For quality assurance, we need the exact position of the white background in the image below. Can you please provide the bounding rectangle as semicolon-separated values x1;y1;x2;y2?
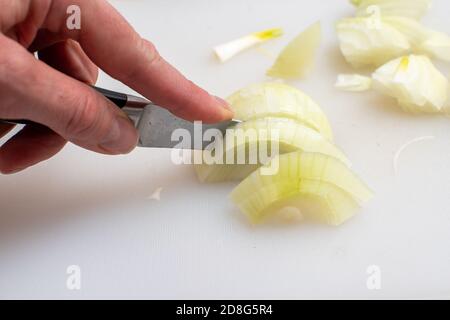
1;0;450;299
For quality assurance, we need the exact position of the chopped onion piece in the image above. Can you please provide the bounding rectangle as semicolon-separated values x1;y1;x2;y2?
350;0;432;20
393;136;435;174
372;55;449;113
336;17;410;68
148;187;163;201
194;117;350;182
227;82;334;140
214;28;283;63
384;16;450;62
230;152;373;224
335;74;372;92
266;22;321;79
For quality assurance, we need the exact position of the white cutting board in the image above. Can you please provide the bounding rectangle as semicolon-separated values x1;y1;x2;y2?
1;0;450;299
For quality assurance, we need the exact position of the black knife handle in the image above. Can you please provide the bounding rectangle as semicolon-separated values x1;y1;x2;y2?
0;86;127;126
92;86;128;108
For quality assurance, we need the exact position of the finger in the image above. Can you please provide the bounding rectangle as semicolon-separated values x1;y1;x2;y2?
0;125;66;174
0;123;15;139
28;29;64;52
0;34;138;155
44;0;233;123
38;39;99;84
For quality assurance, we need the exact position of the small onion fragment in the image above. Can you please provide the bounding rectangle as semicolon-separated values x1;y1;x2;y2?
266;22;321;79
393;136;435;174
214;28;283;63
335;74;373;92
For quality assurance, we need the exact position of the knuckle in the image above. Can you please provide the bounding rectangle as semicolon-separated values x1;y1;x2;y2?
121;38;161;82
64;93;104;140
0;47;31;82
143;39;160;64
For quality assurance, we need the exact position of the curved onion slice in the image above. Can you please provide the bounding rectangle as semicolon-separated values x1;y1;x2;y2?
350;0;431;20
372;55;449;113
336;17;410;68
227;82;333;140
194;117;350;182
335;74;373;92
230;152;373;224
266;22;321;79
214;28;283;63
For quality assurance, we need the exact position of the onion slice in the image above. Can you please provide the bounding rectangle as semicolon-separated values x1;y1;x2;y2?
214;28;283;63
227;82;334;140
230;152;373;224
393;136;435;174
266;22;321;79
335;74;372;92
195;117;350;182
384;16;450;63
372;55;449;113
336;16;410;68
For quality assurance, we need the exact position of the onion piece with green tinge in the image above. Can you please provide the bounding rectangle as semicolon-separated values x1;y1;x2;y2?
214;28;283;63
230;152;373;225
372;55;449;113
266;22;321;79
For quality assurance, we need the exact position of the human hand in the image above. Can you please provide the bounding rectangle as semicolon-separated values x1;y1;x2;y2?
0;0;232;174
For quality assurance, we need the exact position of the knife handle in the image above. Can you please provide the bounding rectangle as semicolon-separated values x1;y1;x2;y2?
0;86;129;126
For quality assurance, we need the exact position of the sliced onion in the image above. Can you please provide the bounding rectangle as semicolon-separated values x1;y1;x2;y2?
227;82;334;140
336;16;410;68
230;152;373;224
384;16;450;62
266;22;321;79
214;28;283;63
372;55;449;113
195;117;350;182
335;74;373;92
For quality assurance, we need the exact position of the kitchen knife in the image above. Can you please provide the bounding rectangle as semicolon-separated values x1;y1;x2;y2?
0;87;240;150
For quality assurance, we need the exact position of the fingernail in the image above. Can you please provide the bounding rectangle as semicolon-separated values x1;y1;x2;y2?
214;96;235;119
99;115;138;154
214;96;232;110
1;167;26;175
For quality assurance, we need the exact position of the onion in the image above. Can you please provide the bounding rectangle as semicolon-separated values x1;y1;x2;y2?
227;82;333;140
230;152;373;225
213;28;283;63
351;0;432;20
194;117;350;183
372;55;448;113
266;22;321;79
335;74;373;92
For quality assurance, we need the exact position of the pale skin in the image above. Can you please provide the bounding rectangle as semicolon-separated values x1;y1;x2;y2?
0;0;233;174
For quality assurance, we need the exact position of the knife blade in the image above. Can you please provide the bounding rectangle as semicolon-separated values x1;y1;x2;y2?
126;104;240;150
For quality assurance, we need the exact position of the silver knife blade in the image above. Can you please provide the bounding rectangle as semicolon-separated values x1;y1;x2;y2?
123;104;240;150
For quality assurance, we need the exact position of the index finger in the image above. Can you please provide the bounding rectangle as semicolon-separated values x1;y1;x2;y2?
44;0;232;123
